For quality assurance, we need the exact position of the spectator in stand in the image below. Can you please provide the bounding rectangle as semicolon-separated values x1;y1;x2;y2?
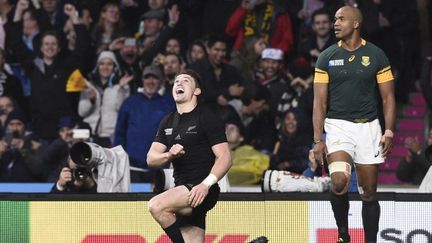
38;116;75;182
36;116;92;182
185;39;207;66
78;51;132;147
229;82;276;153
109;37;142;93
165;37;182;56
226;120;270;185
138;5;180;66
114;65;174;182
6;3;90;143
226;0;294;55
396;130;432;185
229;36;267;85
0;95;18;136
0;110;44;182
50;156;97;193
78;5;93;30
12;1;49;54
0;0;15;25
147;0;168;11
189;35;244;107
271;108;312;174
39;0;66;32
0;48;26;113
62;15;92;73
119;0;146;35
298;8;335;66
257;48;302;127
91;2;129;54
160;53;185;95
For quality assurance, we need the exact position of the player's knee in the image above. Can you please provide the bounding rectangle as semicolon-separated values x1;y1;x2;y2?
331;175;349;194
329;161;351;194
358;185;377;201
148;197;163;216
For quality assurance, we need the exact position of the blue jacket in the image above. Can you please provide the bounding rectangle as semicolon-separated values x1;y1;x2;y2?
114;93;174;168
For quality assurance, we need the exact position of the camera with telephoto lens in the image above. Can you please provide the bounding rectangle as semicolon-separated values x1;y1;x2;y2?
69;142;102;183
72;166;92;182
68;141;132;192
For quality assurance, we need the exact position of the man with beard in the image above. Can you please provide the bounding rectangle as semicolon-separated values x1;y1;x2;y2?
299;8;335;66
257;48;302;127
189;35;244;107
0;110;44;182
114;65;174;182
160;53;184;94
109;37;141;93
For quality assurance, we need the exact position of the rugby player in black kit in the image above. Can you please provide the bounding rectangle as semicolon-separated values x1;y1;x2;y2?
147;69;232;243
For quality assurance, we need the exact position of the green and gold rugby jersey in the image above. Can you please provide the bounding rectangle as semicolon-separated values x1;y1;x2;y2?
314;39;393;122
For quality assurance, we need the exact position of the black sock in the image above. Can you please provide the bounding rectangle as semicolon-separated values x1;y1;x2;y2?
362;200;380;242
163;220;185;243
330;192;350;239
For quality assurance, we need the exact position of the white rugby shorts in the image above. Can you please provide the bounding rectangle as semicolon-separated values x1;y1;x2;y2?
324;118;384;164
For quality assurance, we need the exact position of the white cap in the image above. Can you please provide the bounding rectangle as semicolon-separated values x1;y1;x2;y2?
261;48;283;61
96;51;120;69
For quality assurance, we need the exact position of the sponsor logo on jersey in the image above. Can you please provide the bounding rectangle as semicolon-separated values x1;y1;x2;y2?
164;128;173;135
361;56;370;66
348;55;355;62
329;59;344;66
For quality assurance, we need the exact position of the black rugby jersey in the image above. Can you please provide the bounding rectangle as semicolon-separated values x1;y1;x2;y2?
154;105;227;185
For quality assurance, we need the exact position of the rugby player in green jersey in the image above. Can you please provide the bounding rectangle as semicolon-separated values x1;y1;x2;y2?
312;6;396;243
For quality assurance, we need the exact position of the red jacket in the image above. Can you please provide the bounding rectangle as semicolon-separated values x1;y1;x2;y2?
226;6;294;54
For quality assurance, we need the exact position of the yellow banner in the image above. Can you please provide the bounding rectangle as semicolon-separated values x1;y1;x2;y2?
29;201;309;243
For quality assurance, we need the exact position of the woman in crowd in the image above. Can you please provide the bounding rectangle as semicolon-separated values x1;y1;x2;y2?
78;51;132;147
272;108;313;174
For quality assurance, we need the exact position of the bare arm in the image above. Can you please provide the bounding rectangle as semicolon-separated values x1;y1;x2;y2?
378;81;396;132
207;142;232;181
147;142;185;168
312;82;328;164
189;142;232;208
378;80;396;156
146;142;170;167
313;83;328;142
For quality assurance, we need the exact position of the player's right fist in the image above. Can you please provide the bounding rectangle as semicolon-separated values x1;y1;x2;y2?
168;144;185;159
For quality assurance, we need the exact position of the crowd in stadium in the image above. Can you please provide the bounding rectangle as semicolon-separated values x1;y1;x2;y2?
0;0;429;187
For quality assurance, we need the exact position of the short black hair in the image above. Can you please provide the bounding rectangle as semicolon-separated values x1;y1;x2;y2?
206;35;227;49
311;8;331;23
164;53;183;65
241;83;270;105
40;30;61;47
175;69;202;88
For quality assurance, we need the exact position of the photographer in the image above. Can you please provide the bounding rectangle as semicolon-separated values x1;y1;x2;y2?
50;157;96;193
0;110;44;182
396;129;432;185
49;119;97;192
39;116;92;182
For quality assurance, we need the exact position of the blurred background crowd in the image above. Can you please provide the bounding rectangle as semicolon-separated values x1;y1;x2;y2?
0;0;430;189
